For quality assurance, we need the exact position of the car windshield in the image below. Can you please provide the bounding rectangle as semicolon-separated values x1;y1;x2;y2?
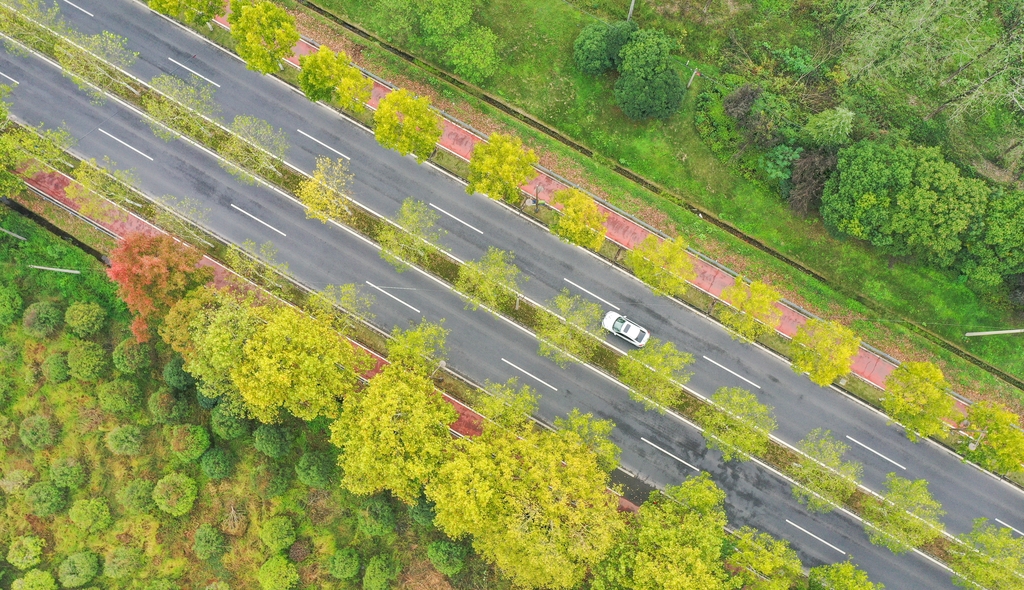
613;317;626;331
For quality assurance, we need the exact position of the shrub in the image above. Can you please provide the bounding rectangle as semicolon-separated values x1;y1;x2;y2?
97;380;142;417
0;283;23;326
193;523;226;560
11;569;57;590
573;22;612;75
115;478;155;513
112;338;150;374
200;446;234;480
167;424;210;462
7;535;45;569
19;415;56;450
363;555;395;590
103;546;143;579
22;301;62;339
606;20;637;68
409;496;436;528
66;341;108;382
68;498;112;533
357;496;396;537
50;456;86;489
428;540;468;577
152;472;198;516
41;353;70;384
210;404;248;440
446;25;498;84
326;547;360;580
260;516;296;552
162;354;195;392
257;555;299;590
253;424;292;459
252;458;291;500
0;373;14;406
196;389;219;410
105;425;144;456
64;302;105;338
25;481;67;516
58;550;100;587
295;450;335;489
147;389;188;424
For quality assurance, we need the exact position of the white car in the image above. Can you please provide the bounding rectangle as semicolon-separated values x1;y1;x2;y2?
602;311;650;347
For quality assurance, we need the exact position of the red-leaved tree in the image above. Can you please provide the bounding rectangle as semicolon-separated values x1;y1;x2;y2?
107;233;212;342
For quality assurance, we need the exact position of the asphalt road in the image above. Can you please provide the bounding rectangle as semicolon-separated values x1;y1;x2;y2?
5;0;1022;584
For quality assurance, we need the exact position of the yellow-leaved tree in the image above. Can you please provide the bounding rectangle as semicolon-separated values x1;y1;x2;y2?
552;188;607;251
373;89;442;162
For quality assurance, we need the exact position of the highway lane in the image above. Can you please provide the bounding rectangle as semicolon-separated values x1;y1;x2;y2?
0;41;959;588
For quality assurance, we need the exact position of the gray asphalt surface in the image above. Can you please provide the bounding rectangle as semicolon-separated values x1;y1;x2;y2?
5;1;1022;585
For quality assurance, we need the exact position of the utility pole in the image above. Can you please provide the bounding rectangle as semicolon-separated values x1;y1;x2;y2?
965;328;1024;337
627;0;637;21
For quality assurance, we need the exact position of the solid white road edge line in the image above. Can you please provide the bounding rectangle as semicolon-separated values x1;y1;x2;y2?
168;57;220;88
500;358;558;391
229;203;286;237
297;128;350;160
640;437;699;472
429;202;484;235
702;355;761;390
846;435;907;470
98;128;154;161
564;277;620;310
364;280;421;314
785;519;847;555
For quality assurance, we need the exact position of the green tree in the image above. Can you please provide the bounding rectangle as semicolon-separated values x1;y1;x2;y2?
295;156;352;223
574;22;613;75
97;380;142;417
551;188;607;251
356;496;396;537
64;301;105;337
720;276;782;343
218;114;289;184
960;189;1024;287
466;133;538;206
257;555;298;590
295;450;336;488
554;409;621;473
428;541;468;577
25;482;66;517
606;20;638;68
253;424;293;458
148;0;222;27
22;301;62;339
418;0;475;48
378;198;446;271
103;546;143;579
332;365;456;503
327;548;360;580
50;457;86;490
167;424;211;462
947;518;1024;590
374;89;442;163
19;415;55;450
456;247;525;312
387;319;448;376
961;401;1024;474
808;560;883;590
536;288;604;367
11;570;56;590
200;447;234;479
7;536;44;570
791;318;861;386
152;472;199;517
0;284;24;326
803;107;854;147
619;337;693;412
862;474;945;554
447;26;499;84
193;523;226;560
260;516;296;552
791;428;862;512
116;479;155;513
614;30;683;120
427;399;621;589
57;551;99;587
730;527;803;590
113;337;150;374
105;425;144;456
883;361;955;442
230;1;299;74
698;387;776;462
625;235;695;298
68;498;112;533
362;554;396;590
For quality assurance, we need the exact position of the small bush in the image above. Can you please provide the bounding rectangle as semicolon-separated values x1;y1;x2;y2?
11;569;57;590
58;550;99;587
363;555;395;590
163;355;195;392
41;353;70;384
295;450;335;489
66;341;108;382
326;547;360;580
357;496;396;537
25;481;67;516
147;389;188;424
64;302;105;337
68;498;112;533
252;458;291;500
105;425;144;456
115;478;155;513
260;516;296;552
427;540;468;576
22;301;63;339
50;456;86;489
152;472;198;516
97;380;142;417
19;415;56;450
193;523;226;560
210;404;248;440
113;338;150;374
200;446;234;480
167;424;210;462
0;284;23;326
253;425;292;459
257;554;299;590
7;535;45;570
103;546;143;579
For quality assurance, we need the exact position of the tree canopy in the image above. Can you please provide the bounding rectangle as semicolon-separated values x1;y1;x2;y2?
466;133;538;206
962;401;1024;474
883;361;955;442
719;276;782;343
387;319;448;376
536;289;604;367
862;474;945;554
619;337;693;412
947;518;1024;590
551;188;607;251
613;30;684;120
729;527;803;590
296;156;352;223
625;236;695;298
374;89;442;163
698;387;776;462
791;428;862;513
456;247;524;312
791;319;860;386
148;0;221;27
230;1;299;75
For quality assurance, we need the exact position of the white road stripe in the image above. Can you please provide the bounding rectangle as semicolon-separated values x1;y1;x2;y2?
501;358;558;391
563;277;619;310
365;280;420;314
429;202;484;235
168;57;220;88
0;71;19;85
61;0;93;17
845;435;907;470
702;355;761;390
229;203;286;237
995;518;1024;536
641;437;699;471
297;128;350;160
98;129;153;161
786;519;847;555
